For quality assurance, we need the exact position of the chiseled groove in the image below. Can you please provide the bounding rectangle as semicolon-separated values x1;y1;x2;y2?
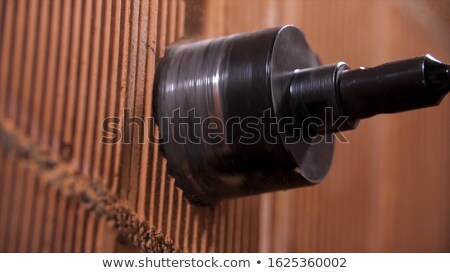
292;192;300;251
23;0;45;136
227;200;236;252
183;199;195;251
18;166;36;252
74;203;88;252
35;0;54;146
190;210;198;252
0;0;266;253
206;0;262;253
42;186;58;252
40;0;62;150
0;1;14;121
110;0;131;195
14;0;31;128
91;213;100;252
101;0;121;189
132;0;151;214
53;186;68;252
182;203;192;251
162;0;178;247
176;0;185;38
88;0;109;181
1;153;17;251
108;0;126;195
138;0;159;222
209;202;220;252
233;199;243;252
63;196;78;252
0;0;6;46
148;0;167;232
0;146;5;243
114;0;132;199
9;161;26;252
218;203;225;252
17;0;39;134
167;0;177;45
200;209;212;252
94;217;106;252
246;196;260;252
25;173;38;252
127;0;149;213
165;178;176;246
0;151;20;251
9;0;26;125
72;0;94;173
84;210;98;253
83;210;94;253
30;178;47;252
251;196;261;252
109;0;127;196
156;0;180;247
198;211;206;252
61;0;83;164
247;198;254;252
29;0;50;142
152;0;168;233
295;191;305;251
93;0;113;186
162;0;178;242
37;182;51;252
241;198;250;252
174;189;184;249
156;159;168;232
50;0;71;154
313;188;321;251
105;0;124;194
209;208;216;252
81;0;105;177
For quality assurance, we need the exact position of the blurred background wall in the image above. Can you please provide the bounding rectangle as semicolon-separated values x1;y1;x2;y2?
0;0;449;252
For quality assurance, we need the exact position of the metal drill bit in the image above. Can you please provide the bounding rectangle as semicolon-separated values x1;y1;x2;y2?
290;54;450;133
155;25;450;203
339;54;450;119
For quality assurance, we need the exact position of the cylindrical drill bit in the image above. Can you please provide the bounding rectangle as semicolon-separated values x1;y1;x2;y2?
155;25;450;204
290;54;450;133
339;54;450;119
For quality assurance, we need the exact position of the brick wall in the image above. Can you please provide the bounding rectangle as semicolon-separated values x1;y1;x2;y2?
0;0;449;252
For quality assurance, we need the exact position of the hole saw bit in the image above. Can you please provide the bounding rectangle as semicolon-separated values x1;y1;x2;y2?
154;25;450;205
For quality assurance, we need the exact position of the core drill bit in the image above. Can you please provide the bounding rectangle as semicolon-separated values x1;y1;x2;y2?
155;25;450;204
